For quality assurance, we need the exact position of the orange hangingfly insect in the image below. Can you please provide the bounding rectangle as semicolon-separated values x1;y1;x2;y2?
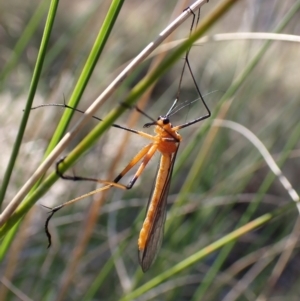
40;8;211;272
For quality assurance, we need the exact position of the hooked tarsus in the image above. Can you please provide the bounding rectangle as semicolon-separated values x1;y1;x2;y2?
42;204;63;248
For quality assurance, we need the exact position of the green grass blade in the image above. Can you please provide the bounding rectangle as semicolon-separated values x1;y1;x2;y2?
0;0;60;207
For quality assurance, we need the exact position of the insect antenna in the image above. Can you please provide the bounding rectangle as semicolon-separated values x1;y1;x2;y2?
165;99;178;117
31;102;141;135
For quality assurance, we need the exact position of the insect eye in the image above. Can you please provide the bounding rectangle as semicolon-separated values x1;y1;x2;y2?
163;118;169;125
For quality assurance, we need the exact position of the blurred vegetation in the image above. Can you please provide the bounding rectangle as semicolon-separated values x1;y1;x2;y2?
0;0;300;300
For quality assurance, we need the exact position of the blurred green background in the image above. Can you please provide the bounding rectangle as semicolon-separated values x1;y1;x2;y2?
0;0;300;300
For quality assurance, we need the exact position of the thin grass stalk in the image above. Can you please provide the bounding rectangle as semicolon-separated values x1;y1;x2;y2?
0;0;59;207
0;0;60;262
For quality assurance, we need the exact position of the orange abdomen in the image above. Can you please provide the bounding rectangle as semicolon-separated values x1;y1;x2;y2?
138;154;171;250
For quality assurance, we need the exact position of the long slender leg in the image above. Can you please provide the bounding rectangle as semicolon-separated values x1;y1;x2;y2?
174;7;197;106
56;143;154;188
128;8;209;131
56;138;177;190
46;144;159;247
57;144;159;192
44;184;112;247
172;8;211;130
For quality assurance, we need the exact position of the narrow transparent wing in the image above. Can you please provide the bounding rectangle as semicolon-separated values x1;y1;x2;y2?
139;147;179;272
